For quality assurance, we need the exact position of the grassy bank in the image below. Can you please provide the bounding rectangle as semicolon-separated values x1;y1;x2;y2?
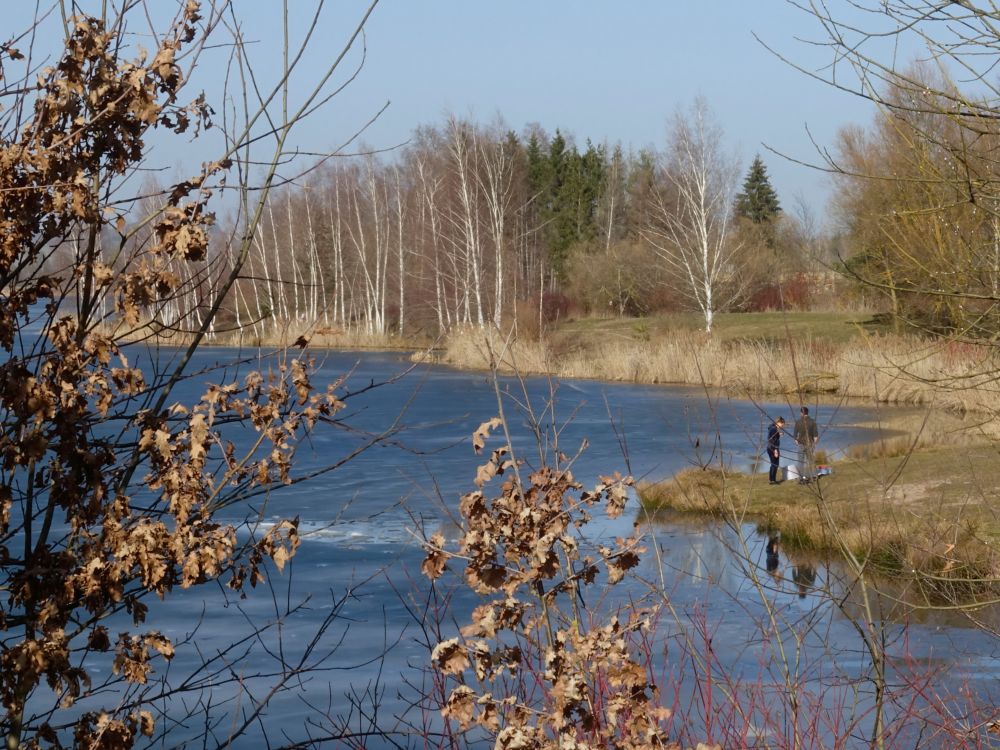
431;313;1000;412
637;440;1000;593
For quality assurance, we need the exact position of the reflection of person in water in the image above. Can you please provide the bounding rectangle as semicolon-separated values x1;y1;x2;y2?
792;563;817;599
765;535;781;584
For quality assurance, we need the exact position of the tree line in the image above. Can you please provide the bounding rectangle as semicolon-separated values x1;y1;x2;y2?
103;101;812;339
78;39;1000;344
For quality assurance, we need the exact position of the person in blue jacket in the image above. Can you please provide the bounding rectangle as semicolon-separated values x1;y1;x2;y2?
767;416;785;484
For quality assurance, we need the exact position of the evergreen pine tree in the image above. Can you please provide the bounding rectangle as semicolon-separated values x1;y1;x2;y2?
577;140;605;240
525;131;550;198
735;155;781;223
625;148;656;237
546;130;576;279
525;129;607;280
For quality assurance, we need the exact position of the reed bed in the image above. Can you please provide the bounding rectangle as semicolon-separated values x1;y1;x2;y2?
121;314;1000;412
436;327;1000;413
420;325;553;373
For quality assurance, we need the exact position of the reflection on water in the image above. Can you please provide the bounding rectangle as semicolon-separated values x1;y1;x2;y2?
792;561;818;600
765;534;781;585
639;506;1000;745
644;507;1000;631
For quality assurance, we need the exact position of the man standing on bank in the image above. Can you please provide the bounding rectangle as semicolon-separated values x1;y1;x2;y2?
767;416;785;485
794;406;819;483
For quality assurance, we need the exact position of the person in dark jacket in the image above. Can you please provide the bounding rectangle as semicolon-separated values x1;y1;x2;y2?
766;416;785;484
794;406;819;483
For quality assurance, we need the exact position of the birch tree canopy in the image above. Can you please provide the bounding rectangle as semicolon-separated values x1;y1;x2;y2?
642;98;746;333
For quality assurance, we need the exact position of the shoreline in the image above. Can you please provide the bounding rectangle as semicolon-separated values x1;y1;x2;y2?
118;316;1000;414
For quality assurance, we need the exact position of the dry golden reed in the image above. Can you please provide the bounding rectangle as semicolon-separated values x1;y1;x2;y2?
435;327;1000;413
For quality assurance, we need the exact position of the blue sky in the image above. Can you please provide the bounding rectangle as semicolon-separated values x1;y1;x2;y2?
9;1;916;216
230;0;887;216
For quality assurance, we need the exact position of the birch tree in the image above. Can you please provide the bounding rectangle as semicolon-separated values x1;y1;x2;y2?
478;122;516;328
642;99;745;333
446;116;486;327
415;149;449;330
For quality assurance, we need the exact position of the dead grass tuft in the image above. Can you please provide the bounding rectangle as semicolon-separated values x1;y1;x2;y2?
637;467;730;515
429;326;552;372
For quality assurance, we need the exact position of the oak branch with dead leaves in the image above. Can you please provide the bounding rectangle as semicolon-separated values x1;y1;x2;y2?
0;2;379;748
422;417;720;749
